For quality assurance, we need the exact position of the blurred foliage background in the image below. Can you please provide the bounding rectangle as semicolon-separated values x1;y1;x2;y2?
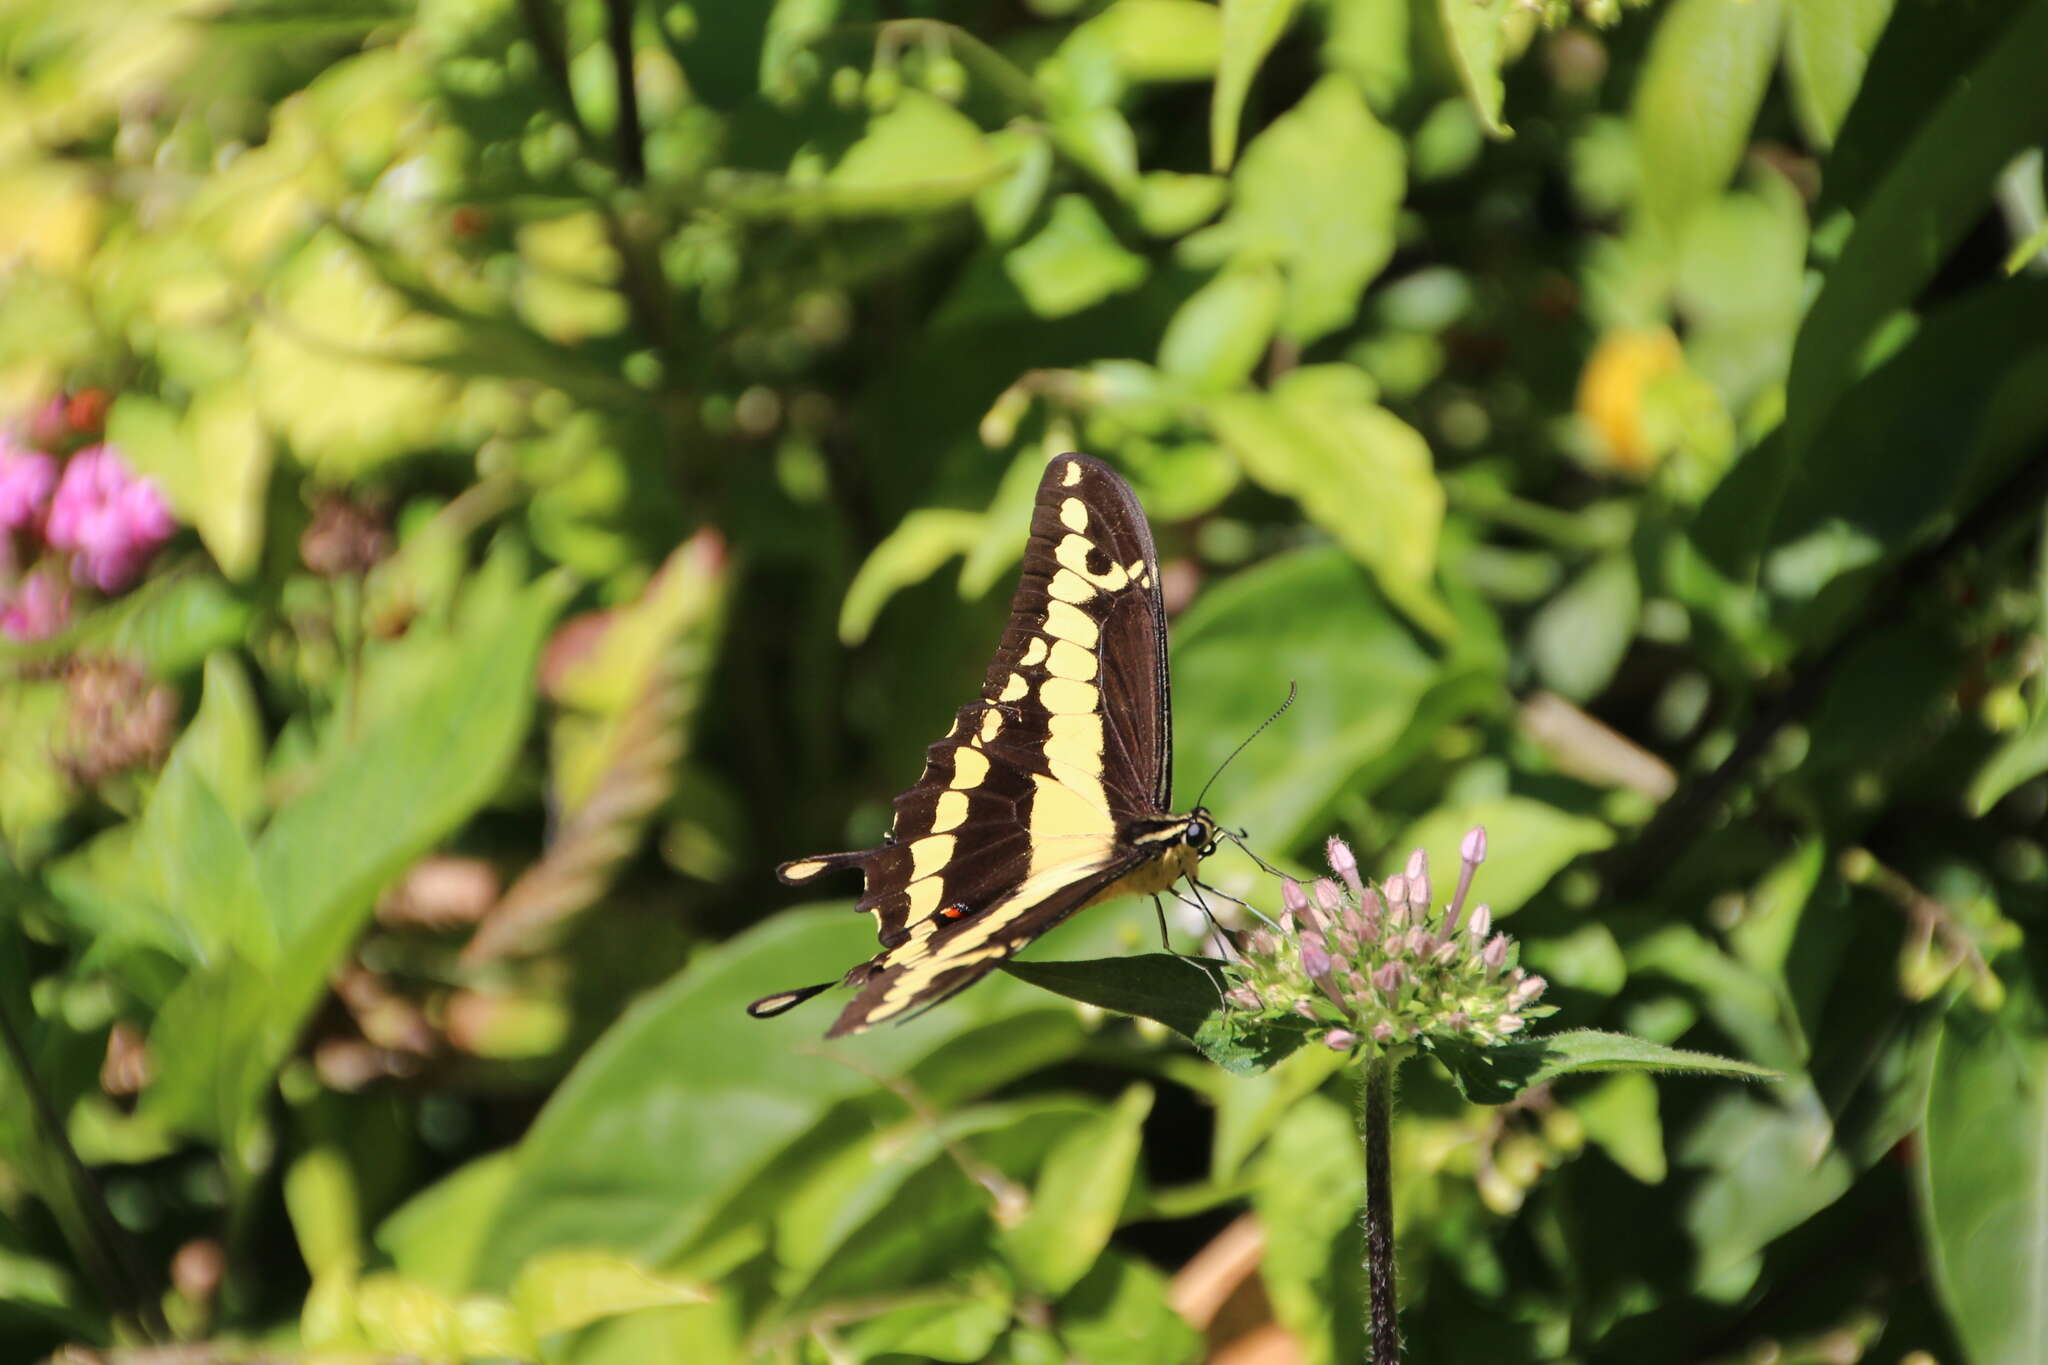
1;0;2046;1361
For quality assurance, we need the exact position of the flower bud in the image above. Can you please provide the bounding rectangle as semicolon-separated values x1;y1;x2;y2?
1372;962;1409;995
1432;938;1460;965
1482;934;1510;972
1226;987;1263;1011
1323;1029;1358;1051
1467;904;1492;939
1509;974;1547;1008
1382;875;1409;925
1496;1013;1525;1035
1460;826;1487;866
1327;836;1365;897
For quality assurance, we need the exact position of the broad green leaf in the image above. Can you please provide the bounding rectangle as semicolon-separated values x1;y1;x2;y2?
1432;0;1514;138
1002;955;1225;1042
1051;106;1141;194
1750;279;2048;606
1918;980;2048;1365
0;680;75;869
1003;195;1148;318
1170;546;1443;851
1255;1093;1365;1364
1072;0;1224;83
844;1292;1013;1362
1782;0;2048;471
839;509;983;644
1632;0;1784;241
1677;1082;1851;1298
1210;0;1304;171
1324;0;1410;114
509;1251;712;1336
1001;1085;1154;1294
1058;1251;1203;1365
376;1153;520;1295
1428;1028;1778;1105
1188;75;1404;342
1156;264;1282;391
471;905;1119;1288
1575;1072;1666;1183
353;1272;461;1357
145;569;564;1148
177;653;264;829
1382;796;1613;917
1525;550;1640;702
1206;380;1452;637
824;92;1001;213
135;728;273;969
784;1101;1092;1308
1784;0;1897;147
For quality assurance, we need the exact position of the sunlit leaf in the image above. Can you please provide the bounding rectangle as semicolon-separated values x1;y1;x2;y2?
1210;0;1303;171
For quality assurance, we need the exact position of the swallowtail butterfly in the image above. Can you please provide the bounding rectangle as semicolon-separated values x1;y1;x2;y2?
749;453;1217;1036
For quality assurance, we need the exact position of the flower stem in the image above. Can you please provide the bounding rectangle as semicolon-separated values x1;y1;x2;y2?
1359;1053;1399;1363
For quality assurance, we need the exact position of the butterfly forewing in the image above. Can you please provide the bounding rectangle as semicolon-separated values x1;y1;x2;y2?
762;453;1197;1036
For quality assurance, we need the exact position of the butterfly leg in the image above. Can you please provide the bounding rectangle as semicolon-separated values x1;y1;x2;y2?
1159;888;1231;1006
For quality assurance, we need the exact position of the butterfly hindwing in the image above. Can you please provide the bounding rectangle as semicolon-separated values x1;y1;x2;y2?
760;453;1201;1035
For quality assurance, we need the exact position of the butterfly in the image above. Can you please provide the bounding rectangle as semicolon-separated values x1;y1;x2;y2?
748;453;1219;1036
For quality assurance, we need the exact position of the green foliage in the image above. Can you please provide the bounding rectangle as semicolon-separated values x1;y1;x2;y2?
0;0;2044;1361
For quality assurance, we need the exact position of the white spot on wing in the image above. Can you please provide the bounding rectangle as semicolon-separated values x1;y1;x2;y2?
1061;497;1089;532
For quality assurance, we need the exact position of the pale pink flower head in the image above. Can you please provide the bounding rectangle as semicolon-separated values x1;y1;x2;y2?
0;571;71;640
0;434;57;531
45;444;176;592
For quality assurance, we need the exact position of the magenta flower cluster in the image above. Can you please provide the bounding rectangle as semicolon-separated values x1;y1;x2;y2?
1;421;176;641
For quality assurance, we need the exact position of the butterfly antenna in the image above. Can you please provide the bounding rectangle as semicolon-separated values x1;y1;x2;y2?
1193;682;1297;811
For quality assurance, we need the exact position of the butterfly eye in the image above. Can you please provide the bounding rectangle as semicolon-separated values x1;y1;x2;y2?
1185;820;1210;847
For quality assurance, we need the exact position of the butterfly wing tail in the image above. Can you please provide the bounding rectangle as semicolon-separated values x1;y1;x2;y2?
776;849;878;886
745;981;836;1019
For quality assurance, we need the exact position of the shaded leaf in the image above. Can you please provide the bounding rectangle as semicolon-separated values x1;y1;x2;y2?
1210;0;1304;171
1432;0;1514;139
1428;1028;1779;1105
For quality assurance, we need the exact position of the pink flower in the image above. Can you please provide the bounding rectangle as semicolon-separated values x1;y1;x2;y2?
0;571;71;640
0;435;56;531
45;444;176;592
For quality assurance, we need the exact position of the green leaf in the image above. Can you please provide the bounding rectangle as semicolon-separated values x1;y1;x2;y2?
470;905;1114;1288
1382;796;1613;917
145;569;564;1147
1170;546;1444;850
178;653;265;828
1632;0;1785;241
134;726;274;969
1432;0;1514;139
1003;195;1149;318
1073;0;1224;83
1002;955;1321;1075
1782;0;2048;472
1058;1251;1203;1365
1206;379;1452;638
1253;1093;1365;1364
509;1251;712;1336
285;1146;363;1281
1210;0;1304;171
1002;1084;1154;1295
824;91;1001;214
1002;954;1225;1041
839;509;984;644
1427;1028;1779;1105
1156;263;1282;391
1918;981;2048;1365
844;1292;1013;1362
1134;171;1228;237
1189;75;1404;342
1784;0;1897;147
1525;551;1640;702
1575;1072;1667;1183
376;1153;520;1295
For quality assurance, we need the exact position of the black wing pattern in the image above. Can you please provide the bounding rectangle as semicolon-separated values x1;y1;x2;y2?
753;453;1186;1036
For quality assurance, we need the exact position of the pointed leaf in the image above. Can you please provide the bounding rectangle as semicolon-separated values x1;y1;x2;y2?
1427;1028;1779;1105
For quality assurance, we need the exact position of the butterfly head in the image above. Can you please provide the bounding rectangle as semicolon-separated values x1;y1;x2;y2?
1183;809;1220;858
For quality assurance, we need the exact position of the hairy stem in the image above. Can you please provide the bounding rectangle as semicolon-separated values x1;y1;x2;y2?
1359;1055;1399;1363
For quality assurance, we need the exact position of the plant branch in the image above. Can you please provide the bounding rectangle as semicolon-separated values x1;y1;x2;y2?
1359;1054;1399;1364
1612;447;2048;897
603;0;646;183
